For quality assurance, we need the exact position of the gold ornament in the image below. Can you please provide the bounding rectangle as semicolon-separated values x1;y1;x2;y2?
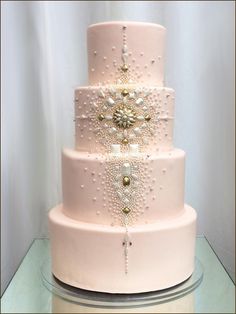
98;114;105;121
123;176;130;186
145;115;151;121
113;106;136;129
122;207;131;214
121;89;129;97
122;138;129;145
121;64;128;72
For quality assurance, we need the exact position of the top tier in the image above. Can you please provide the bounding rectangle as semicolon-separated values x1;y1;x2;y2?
87;21;166;86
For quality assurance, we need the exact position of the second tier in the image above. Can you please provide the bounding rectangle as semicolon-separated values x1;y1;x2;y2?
74;85;175;153
62;148;185;225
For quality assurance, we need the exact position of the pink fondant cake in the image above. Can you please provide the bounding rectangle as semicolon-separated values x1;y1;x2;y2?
48;21;197;293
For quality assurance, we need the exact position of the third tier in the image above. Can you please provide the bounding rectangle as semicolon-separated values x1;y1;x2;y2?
74;85;175;153
62;148;185;225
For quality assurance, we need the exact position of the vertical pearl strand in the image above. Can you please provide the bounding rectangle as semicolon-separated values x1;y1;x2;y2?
123;215;132;274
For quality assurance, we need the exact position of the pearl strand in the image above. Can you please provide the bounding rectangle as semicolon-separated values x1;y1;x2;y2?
123;216;132;274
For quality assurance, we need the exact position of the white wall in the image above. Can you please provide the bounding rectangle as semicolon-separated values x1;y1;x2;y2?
1;1;235;294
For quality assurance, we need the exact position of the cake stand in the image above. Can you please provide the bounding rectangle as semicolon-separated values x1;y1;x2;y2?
41;258;203;309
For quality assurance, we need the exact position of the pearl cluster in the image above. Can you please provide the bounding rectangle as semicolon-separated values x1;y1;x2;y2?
74;87;174;153
103;154;154;225
89;25;163;85
90;87;173;152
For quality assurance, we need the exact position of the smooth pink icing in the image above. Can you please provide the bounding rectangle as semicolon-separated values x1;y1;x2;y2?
49;205;196;293
62;149;185;224
74;86;174;153
87;22;165;86
48;21;197;293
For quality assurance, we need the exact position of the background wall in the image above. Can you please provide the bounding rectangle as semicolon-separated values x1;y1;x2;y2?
1;1;235;294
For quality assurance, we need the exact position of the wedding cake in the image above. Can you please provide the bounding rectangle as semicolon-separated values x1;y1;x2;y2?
49;21;197;293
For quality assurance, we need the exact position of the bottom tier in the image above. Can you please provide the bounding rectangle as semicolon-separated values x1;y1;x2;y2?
48;205;197;293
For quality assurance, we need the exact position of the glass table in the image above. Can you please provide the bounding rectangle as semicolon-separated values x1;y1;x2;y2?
1;236;235;313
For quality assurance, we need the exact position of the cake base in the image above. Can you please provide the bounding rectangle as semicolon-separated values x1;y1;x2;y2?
48;205;196;293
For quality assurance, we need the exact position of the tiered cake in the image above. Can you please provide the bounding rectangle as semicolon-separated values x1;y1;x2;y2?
49;21;197;293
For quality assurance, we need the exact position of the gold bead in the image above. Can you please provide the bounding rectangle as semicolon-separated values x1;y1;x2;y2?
145;115;151;121
122;138;129;145
123;176;130;186
121;89;129;97
122;207;131;214
121;64;128;72
98;114;105;121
